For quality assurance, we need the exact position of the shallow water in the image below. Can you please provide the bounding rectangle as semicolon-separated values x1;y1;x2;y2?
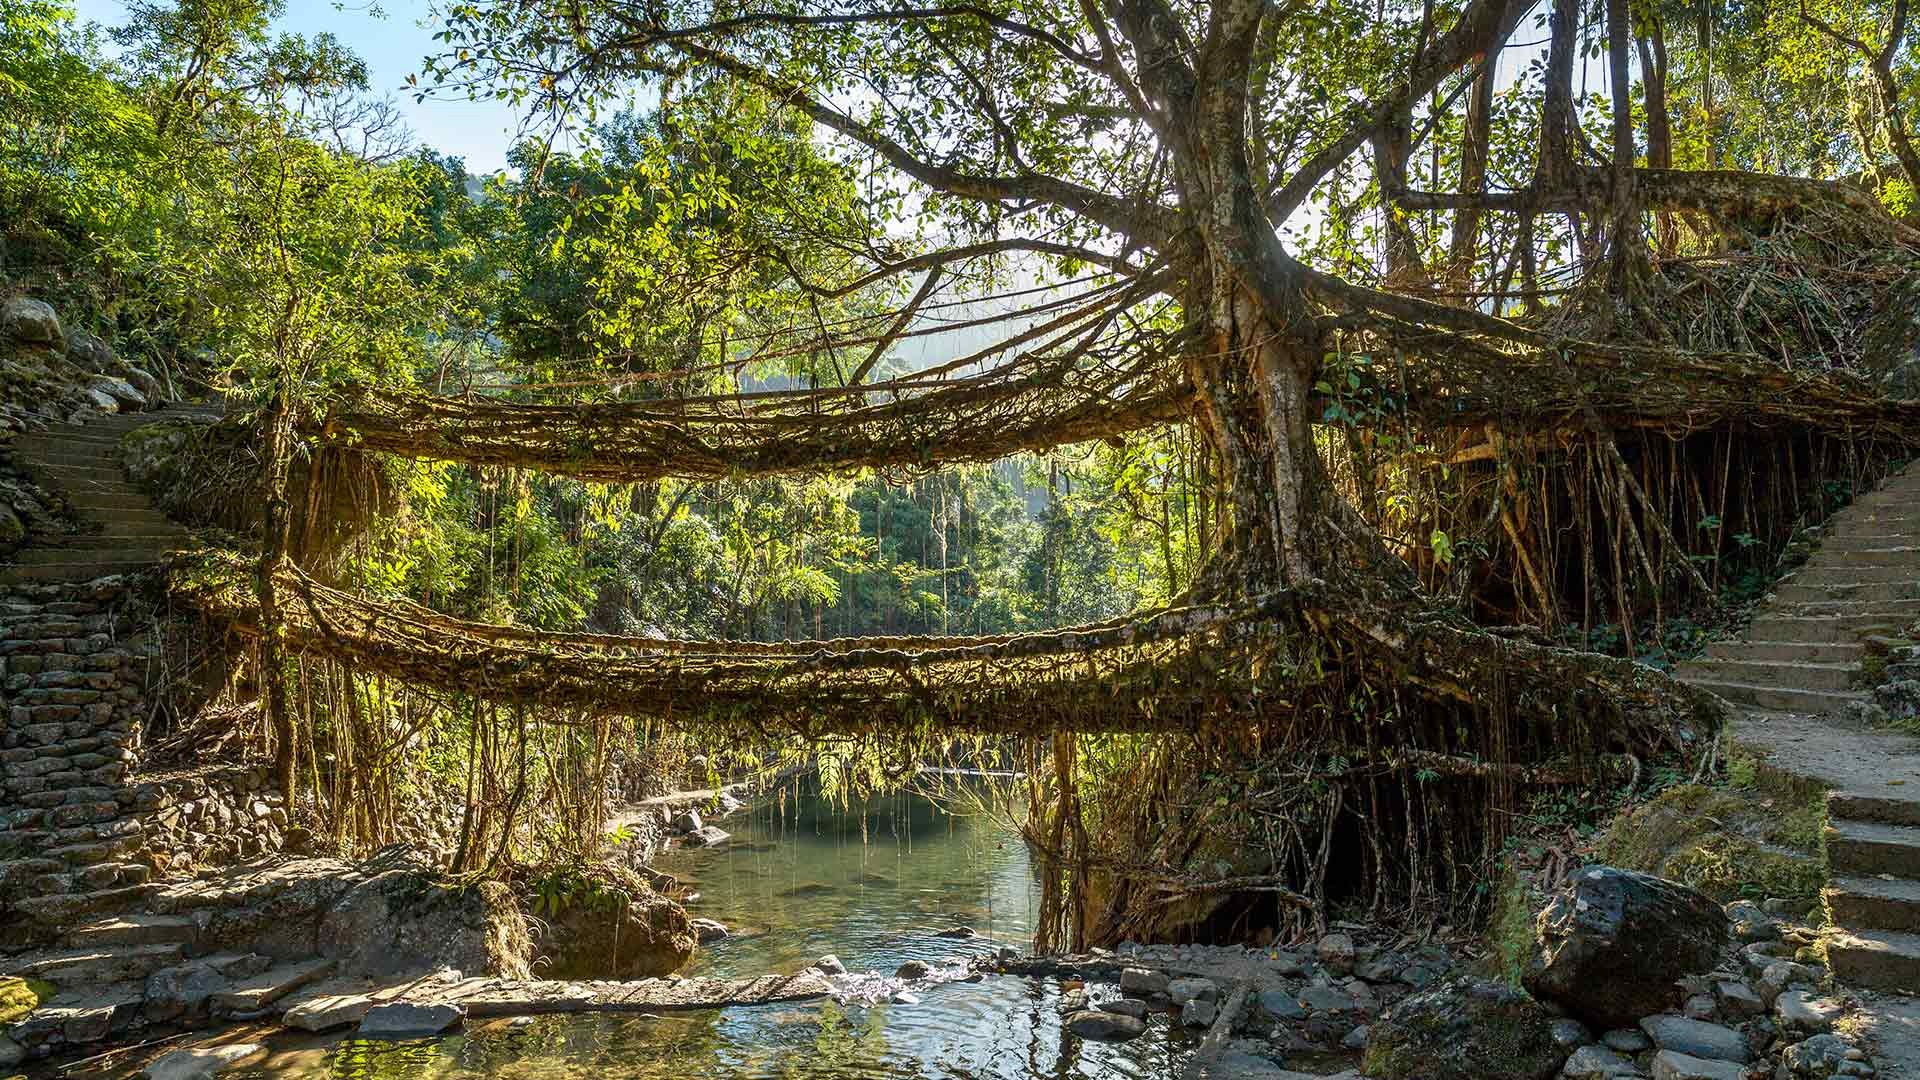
214;788;1215;1079
654;785;1038;976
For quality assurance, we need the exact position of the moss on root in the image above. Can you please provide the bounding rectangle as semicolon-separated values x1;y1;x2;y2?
1486;868;1539;989
1595;783;1825;905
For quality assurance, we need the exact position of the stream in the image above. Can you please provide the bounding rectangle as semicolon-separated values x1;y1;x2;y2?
212;786;1212;1079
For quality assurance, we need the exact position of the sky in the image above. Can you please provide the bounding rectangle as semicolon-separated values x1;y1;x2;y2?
70;0;528;172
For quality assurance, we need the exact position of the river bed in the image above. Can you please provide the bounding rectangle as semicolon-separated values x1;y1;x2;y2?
203;786;1217;1079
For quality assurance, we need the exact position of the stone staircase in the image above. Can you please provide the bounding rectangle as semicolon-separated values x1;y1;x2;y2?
2;405;216;585
1677;466;1920;996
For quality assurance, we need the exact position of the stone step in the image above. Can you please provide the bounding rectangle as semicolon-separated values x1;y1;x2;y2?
0;988;143;1046
1776;582;1916;606
22;462;129;484
211;957;336;1013
1827;927;1920;992
0;561;158;584
1828;819;1920;877
11;543;175;565
1819;538;1920;555
1746;616;1875;644
1;941;185;986
1830;791;1920;827
1674;677;1863;715
1704;640;1865;665
1775;598;1920;620
56;492;152;512
1794;565;1920;586
62;912;197;951
92;514;182;535
1675;658;1857;692
1827;875;1920;933
8;883;156;926
1812;547;1920;567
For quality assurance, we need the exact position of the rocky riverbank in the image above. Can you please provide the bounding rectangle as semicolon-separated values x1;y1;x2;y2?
982;866;1881;1080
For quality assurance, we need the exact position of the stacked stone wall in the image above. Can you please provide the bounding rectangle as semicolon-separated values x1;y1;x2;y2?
0;577;158;944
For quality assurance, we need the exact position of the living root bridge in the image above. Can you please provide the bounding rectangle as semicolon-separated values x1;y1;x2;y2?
170;551;1713;771
307;339;1920;486
315;361;1192;483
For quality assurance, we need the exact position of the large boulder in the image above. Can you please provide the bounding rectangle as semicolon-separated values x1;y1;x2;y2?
66;329;113;369
1523;865;1727;1028
316;858;531;980
1361;978;1565;1080
1;297;61;344
529;862;695;979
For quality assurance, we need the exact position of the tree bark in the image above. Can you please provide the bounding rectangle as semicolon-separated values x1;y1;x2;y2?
257;389;299;804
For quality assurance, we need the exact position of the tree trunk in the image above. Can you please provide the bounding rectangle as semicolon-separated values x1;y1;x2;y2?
257;390;299;804
1451;56;1498;291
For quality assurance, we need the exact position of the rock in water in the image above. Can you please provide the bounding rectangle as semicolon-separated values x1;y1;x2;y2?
671;808;702;833
896;960;931;980
687;825;731;847
1523;865;1727;1028
282;993;377;1032
691;918;729;943
1120;967;1170;996
144;1044;263;1080
1361;978;1564;1080
1;298;60;344
813;954;847;975
358;1001;465;1039
1066;1009;1146;1040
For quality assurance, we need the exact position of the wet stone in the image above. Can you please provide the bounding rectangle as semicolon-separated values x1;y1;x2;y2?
1066;1009;1146;1041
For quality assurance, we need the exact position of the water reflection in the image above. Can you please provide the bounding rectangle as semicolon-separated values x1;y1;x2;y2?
653;783;1039;977
233;979;1192;1080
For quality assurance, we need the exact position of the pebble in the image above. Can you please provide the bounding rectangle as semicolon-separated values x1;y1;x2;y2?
1296;985;1358;1014
1650;1049;1746;1080
1257;989;1306;1020
1340;1024;1369;1050
1168;977;1219;1006
1551;1017;1592;1050
1774;990;1842;1034
1562;1043;1639;1079
1602;1028;1652;1053
1714;980;1764;1018
1181;998;1218;1028
1317;933;1356;976
1120;967;1170;996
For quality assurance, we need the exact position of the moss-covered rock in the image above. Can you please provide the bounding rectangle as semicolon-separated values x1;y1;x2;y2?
1595;783;1825;904
1363;978;1563;1080
528;861;696;979
0;977;50;1024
